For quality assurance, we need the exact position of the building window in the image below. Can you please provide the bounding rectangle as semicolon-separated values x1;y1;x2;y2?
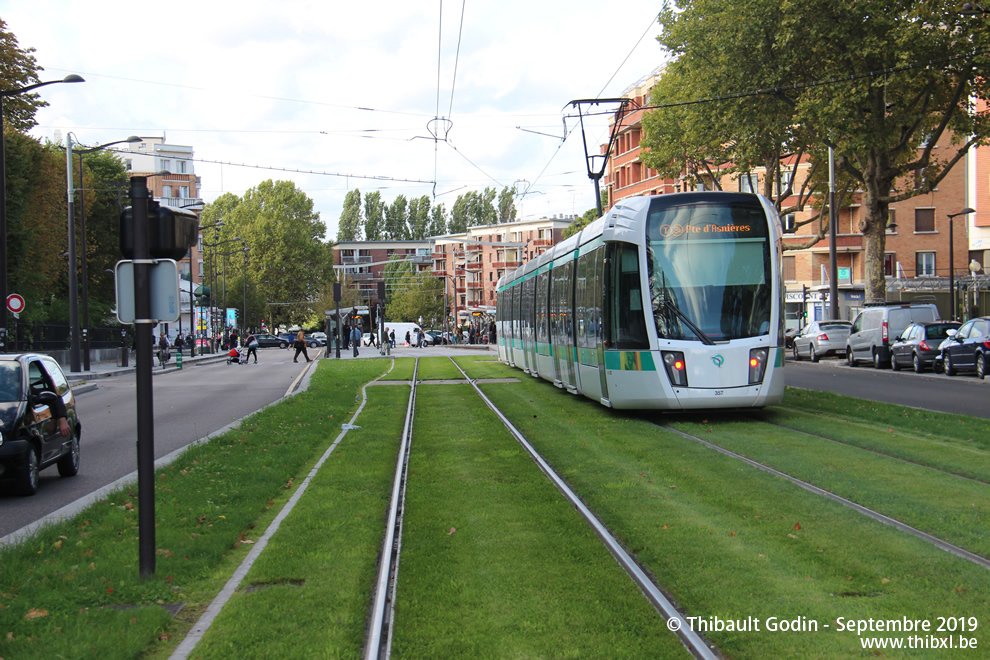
162;185;172;197
160;159;171;172
916;251;936;277
884;253;895;277
179;186;189;198
124;159;132;171
915;208;935;233
783;255;796;281
177;160;187;174
738;172;758;193
887;210;897;232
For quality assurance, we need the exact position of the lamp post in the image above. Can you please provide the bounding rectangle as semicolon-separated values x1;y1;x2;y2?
196;221;223;355
70;135;141;370
204;235;241;348
947;208;975;321
0;74;84;353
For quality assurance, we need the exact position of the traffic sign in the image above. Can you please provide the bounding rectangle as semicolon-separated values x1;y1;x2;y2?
6;293;25;314
114;259;181;324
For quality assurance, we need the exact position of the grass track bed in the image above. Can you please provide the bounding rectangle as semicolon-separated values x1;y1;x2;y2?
392;384;686;658
474;376;990;658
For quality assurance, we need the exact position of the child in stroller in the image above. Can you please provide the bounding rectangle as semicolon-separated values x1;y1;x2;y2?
227;345;248;364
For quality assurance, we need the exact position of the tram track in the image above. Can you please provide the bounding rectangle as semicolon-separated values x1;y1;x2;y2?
363;356;720;660
654;420;990;571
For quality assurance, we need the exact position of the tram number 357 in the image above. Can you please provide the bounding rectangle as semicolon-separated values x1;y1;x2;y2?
714;390;724;396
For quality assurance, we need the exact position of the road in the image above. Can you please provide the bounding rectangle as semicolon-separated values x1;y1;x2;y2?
0;348;316;541
785;356;990;419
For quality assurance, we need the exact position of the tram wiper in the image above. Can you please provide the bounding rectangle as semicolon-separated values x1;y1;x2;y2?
652;273;716;346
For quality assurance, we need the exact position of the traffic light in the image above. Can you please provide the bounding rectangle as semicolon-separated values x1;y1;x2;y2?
120;202;200;260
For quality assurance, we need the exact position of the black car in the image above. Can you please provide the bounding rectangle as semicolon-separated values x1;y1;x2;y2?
941;316;990;378
0;354;80;496
277;333;295;349
251;332;283;348
890;321;961;373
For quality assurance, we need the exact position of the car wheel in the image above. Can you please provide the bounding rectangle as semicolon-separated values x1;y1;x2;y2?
978;354;986;380
846;348;856;367
57;430;80;477
891;352;900;371
16;445;39;496
810;345;819;363
792;344;800;361
913;353;924;373
872;348;884;369
945;352;955;377
279;342;288;349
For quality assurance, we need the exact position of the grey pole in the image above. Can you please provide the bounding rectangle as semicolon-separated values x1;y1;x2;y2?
828;146;839;319
65;134;82;372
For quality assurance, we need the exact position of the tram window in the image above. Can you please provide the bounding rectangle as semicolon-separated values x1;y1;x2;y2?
610;244;649;349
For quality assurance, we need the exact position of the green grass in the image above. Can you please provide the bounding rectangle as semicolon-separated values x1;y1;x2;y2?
0;360;390;659
474;376;990;659
392;384;687;658
415;356;466;381
190;385;410;657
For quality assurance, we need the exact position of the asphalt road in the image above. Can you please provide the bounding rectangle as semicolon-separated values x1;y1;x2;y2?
0;348;316;541
785;356;990;418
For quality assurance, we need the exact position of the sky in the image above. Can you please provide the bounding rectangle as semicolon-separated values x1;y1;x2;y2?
2;1;669;238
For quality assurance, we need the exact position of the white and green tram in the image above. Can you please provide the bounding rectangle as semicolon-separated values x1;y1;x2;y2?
496;191;785;410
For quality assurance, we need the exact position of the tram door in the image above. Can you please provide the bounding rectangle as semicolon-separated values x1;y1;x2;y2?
595;247;609;403
521;276;537;374
550;261;577;390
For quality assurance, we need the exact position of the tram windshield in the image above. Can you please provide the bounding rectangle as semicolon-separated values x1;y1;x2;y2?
646;197;773;342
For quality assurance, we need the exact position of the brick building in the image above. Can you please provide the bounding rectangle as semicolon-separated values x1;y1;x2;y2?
603;72;990;323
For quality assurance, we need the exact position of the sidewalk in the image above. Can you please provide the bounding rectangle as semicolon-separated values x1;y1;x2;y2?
66;351;229;392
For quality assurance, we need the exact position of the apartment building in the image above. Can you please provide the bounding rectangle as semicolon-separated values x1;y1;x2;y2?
602;72;990;323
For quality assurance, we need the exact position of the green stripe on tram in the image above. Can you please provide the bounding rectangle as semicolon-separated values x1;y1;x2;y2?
604;351;657;372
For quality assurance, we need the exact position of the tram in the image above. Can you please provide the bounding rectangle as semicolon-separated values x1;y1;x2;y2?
495;191;785;410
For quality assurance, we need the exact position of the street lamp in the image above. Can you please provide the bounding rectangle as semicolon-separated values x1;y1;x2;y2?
0;74;84;352
69;135;141;371
204;235;242;347
947;207;975;322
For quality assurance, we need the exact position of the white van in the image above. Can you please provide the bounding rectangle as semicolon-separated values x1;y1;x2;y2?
845;303;939;368
379;322;422;347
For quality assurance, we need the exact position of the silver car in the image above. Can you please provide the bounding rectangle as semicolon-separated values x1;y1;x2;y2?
792;321;852;362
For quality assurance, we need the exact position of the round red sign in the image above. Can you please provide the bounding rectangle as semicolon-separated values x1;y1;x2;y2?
6;293;25;314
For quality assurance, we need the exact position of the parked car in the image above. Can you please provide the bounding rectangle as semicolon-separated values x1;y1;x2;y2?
941;316;990;378
845;303;940;368
310;331;327;342
0;354;80;496
890;321;961;373
277;333;295;349
791;321;851;362
424;330;448;346
305;334;325;348
251;332;283;348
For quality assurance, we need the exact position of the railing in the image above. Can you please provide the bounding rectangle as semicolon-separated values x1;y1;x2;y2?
340;256;373;265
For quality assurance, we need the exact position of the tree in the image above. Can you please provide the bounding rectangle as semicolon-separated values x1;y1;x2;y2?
386;270;445;327
200;180;330;329
384;195;409;239
364;191;384;240
497;187;517;224
337;189;362;241
645;0;990;303
408;195;431;239
0;18;48;131
428;202;448;236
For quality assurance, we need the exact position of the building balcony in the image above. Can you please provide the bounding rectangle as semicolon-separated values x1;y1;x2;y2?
493;261;520;270
340;256;373;265
452;250;465;259
350;272;373;281
454;268;466;276
466;243;483;252
467;281;483;289
431;251;447;260
532;239;552;247
455;286;467;294
465;262;483;271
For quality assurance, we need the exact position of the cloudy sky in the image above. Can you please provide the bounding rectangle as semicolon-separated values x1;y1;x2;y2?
4;1;668;237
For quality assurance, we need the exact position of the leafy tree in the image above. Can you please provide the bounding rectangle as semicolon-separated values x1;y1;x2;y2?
562;206;599;239
449;192;472;233
363;191;384;240
386;270;445;327
646;0;990;303
200;180;329;329
407;195;431;239
0;18;48;131
428;202;448;236
337;189;362;241
384;195;408;239
497;187;517;224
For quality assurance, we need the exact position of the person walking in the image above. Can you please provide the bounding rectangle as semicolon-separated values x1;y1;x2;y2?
350;325;362;357
174;333;185;356
342;322;351;350
292;330;311;363
390;329;396;348
245;332;259;364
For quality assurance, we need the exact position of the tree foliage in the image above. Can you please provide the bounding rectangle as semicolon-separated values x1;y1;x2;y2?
200;180;330;330
337;189;362;241
0;18;47;131
363;191;384;240
384;195;408;239
643;0;990;302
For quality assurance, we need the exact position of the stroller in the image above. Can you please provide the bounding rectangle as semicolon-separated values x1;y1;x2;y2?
226;346;248;365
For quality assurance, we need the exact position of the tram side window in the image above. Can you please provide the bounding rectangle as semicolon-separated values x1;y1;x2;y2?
610;244;649;349
536;271;549;345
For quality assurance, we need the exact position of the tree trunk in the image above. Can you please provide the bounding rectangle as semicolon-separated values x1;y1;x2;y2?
860;151;894;304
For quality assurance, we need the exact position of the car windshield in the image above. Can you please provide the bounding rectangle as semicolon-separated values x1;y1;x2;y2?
0;363;23;402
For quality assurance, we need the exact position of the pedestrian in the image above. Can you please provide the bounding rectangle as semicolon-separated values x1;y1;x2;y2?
245;332;259;364
174;333;185;356
350;325;362;357
343;322;351;350
390;329;396;348
293;330;311;363
405;330;411;347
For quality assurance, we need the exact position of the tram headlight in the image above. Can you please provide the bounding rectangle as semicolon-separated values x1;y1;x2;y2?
662;351;689;387
748;348;769;384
